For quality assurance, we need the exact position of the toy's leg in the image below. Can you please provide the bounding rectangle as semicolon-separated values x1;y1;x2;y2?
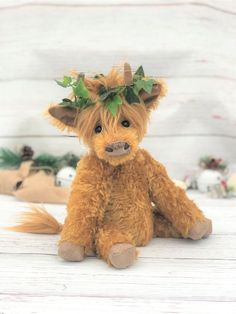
95;225;137;269
58;215;96;262
153;212;211;240
153;213;181;238
151;177;212;239
147;156;213;240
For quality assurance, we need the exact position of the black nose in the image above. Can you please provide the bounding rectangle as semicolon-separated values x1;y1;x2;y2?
105;141;130;156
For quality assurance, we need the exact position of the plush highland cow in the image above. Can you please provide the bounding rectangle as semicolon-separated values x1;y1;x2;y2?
12;64;212;269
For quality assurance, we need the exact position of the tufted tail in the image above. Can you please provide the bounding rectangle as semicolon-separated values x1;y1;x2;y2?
7;204;63;234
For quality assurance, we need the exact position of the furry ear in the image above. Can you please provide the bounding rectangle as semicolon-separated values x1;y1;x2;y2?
123;63;167;110
48;106;78;128
139;80;167;110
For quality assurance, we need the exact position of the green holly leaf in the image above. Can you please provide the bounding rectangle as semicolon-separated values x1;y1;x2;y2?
133;66;145;81
73;79;89;98
56;76;72;88
134;80;145;94
124;86;140;104
106;95;122;116
134;79;155;95
100;86;125;101
143;79;156;94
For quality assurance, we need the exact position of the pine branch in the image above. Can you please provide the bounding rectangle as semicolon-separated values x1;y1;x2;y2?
0;148;22;169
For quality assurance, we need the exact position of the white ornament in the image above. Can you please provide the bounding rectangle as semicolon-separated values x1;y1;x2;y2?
197;169;223;193
56;167;76;187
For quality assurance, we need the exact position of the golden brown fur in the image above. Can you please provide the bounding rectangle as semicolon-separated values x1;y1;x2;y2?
8;204;63;234
12;65;212;268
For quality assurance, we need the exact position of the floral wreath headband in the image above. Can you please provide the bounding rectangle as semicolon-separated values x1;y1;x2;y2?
55;63;161;116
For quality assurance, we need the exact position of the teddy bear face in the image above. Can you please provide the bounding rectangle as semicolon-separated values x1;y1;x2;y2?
47;65;166;166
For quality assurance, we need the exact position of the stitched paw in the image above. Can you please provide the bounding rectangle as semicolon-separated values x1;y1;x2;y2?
108;243;136;269
188;218;212;240
58;241;85;262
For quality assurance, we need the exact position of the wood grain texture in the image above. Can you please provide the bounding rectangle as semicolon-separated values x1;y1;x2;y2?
0;192;236;313
1;0;236;13
0;3;235;79
0;0;235;178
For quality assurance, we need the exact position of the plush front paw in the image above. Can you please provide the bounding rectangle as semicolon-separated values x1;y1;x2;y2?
58;241;85;262
188;218;212;240
108;243;137;269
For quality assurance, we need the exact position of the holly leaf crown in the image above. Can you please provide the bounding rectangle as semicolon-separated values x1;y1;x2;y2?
56;64;157;116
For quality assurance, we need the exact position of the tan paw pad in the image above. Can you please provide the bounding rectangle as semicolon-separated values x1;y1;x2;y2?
58;241;85;262
188;218;212;240
108;243;136;269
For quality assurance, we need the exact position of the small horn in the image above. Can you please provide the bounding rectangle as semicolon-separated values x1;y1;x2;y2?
124;63;133;85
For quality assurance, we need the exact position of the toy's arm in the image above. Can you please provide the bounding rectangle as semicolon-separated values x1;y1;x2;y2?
59;155;107;251
142;150;211;238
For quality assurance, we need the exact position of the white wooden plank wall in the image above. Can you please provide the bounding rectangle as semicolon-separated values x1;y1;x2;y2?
0;0;235;179
0;192;236;313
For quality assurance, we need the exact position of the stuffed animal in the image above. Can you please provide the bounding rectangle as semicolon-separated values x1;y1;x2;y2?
0;147;79;204
14;171;70;204
11;64;212;269
0;161;32;195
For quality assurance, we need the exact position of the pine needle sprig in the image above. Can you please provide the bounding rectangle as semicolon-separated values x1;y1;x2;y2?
0;147;80;174
0;148;22;169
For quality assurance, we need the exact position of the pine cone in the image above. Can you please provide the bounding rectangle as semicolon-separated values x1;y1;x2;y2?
21;146;34;161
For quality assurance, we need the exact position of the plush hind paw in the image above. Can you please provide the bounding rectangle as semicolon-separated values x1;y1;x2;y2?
188;218;212;240
58;241;85;262
108;243;136;269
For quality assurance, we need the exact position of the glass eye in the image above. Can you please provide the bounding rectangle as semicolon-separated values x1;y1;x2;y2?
121;120;130;128
95;125;102;133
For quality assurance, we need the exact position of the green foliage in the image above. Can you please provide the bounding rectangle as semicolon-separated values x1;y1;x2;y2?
33;154;60;173
106;95;123;116
0;147;80;174
0;148;22;169
56;65;157;116
134;79;156;95
73;79;89;98
33;153;80;174
98;65;156;114
56;76;72;88
133;65;145;80
123;86;140;104
56;76;95;110
98;86;124;116
99;86;125;102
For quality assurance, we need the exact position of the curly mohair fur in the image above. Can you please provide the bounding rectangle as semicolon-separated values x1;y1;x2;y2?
12;64;212;269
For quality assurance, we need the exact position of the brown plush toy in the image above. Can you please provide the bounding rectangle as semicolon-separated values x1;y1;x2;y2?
0;161;32;195
14;171;70;204
0;163;69;204
0;146;71;204
11;64;212;269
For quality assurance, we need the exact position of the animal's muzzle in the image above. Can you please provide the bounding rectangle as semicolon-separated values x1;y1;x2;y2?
105;141;130;156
